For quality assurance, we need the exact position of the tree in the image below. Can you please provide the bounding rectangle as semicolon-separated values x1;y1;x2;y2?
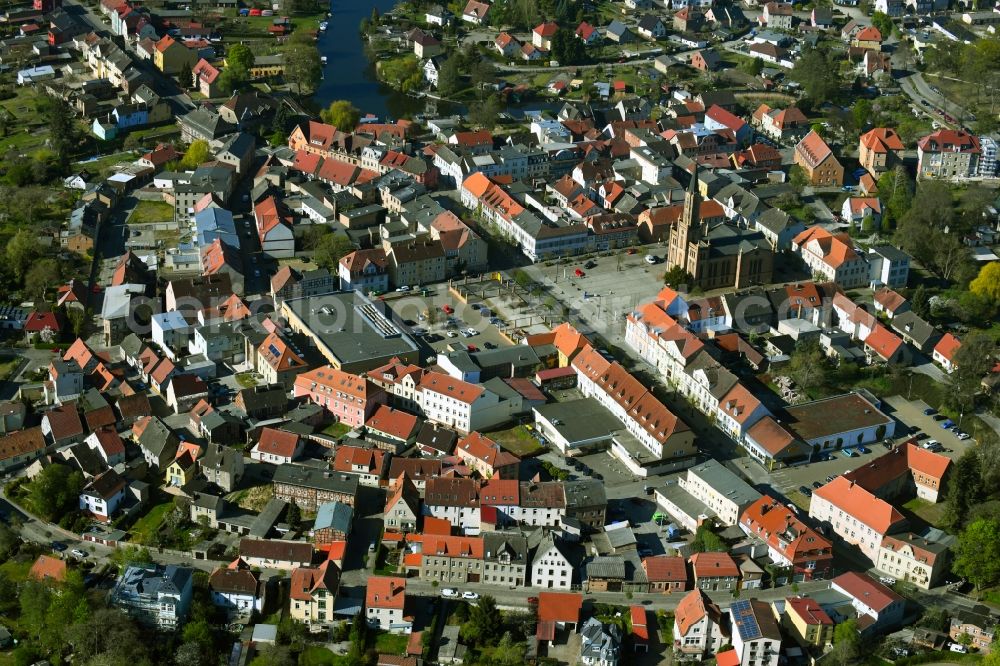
109;544;153;573
861;214;875;235
28;463;84;521
0;521;19;561
313;234;354;270
788;165;809;189
226;43;254;74
180;140;211;169
953;516;1000;590
910;284;930;318
436;56;462;96
320;100;361;130
284;39;322;95
174;642;204;666
7;229;42;281
690;524;726;552
829;619;861;665
662;265;693;289
871;11;893;39
216;68;245;95
468;94;502;129
286;502;301;531
946;333;998;415
970;263;1000;304
25;259;61;300
178;60;193;90
46;95;77;166
463;594;503;645
787;339;829;391
945;450;986;528
792;46;840;103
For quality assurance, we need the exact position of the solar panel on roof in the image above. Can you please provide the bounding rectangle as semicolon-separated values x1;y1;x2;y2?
268;343;280;358
731;599;761;641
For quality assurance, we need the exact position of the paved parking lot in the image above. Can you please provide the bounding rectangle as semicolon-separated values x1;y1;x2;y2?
883;395;975;458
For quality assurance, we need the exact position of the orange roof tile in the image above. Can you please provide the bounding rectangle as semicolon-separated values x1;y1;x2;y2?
813;476;905;534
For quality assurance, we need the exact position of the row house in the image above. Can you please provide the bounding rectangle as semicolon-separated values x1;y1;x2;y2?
808;476;906;563
418;535;485;584
741;496;834;582
293;366;388;428
572;345;697;476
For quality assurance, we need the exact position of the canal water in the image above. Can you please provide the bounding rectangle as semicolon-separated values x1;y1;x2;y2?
314;0;435;121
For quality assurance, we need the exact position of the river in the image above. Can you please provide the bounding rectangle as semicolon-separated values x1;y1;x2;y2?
314;0;438;120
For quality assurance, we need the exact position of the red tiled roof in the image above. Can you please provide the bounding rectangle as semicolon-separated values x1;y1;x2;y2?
366;576;407;609
29;554;67;582
642;555;687;582
537;591;583;623
832;571;902;611
675;589;723;636
813;476;905;534
689;552;740;579
255;427;300;458
934;332;961;362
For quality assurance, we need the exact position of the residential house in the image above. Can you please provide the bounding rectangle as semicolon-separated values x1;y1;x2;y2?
781;597;834;648
859;128;905;177
762;2;793;29
643;556;688;593
209;559;263;616
257;331;308;389
580;618;621;666
455;431;518;479
272;465;360;512
752;104;808;142
365;405;420;453
531;535;575;590
110;565;193;629
876;532;948;590
79;469;127;522
933;333;961;373
289;561;340;629
809;476;906;562
917;130;982;181
950;610;995;653
366;576;411;632
333;445;388;487
794;131;844;186
239;538;313;571
153;35;195;74
730;599;782;666
293;366;388;428
740;496;833;582
673;589;728;658
384;474;420;533
251;428;303;465
690;552;741;591
536;592;583;644
830;572;905;634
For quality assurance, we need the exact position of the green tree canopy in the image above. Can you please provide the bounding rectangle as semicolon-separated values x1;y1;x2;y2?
313;234;355;270
953;516;1000;589
970;263;1000;303
180;140;211;169
320;100;361;131
284;38;322;95
28;463;84;521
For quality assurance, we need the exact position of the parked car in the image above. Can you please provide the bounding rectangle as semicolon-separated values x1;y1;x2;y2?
442;304;454;314
842;448;857;458
71;549;87;559
857;446;870;454
798;485;813;497
950;643;969;654
584;260;597;269
483;342;497;350
825;475;836;483
442;588;459;598
644;255;658;265
812;481;823;489
574;268;585;277
462;591;479;600
941;419;955;429
923;407;937;415
396;285;410;292
958;432;971;441
51;541;67;552
447;331;458;338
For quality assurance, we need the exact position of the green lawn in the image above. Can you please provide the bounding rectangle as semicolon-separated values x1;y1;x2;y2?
374;632;409;655
902;497;947;530
322;422;351;438
129;200;174;225
298;646;349;666
487;425;545;458
235;372;259;388
0;357;19;381
129;500;173;545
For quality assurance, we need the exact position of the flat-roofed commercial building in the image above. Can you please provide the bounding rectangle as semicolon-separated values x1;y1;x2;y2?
281;291;420;373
